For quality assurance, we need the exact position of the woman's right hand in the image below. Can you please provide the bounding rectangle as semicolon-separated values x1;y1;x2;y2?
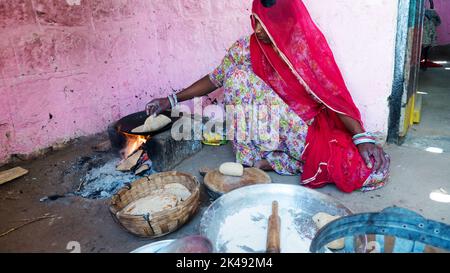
145;97;171;116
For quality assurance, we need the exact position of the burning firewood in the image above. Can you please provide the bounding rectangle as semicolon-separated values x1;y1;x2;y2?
132;152;149;171
116;150;144;172
133;156;152;175
135;164;150;175
116;129;152;173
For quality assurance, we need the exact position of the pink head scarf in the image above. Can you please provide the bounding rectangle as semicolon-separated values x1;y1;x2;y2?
250;0;372;192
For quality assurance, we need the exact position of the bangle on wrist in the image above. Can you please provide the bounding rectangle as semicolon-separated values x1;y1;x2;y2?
352;132;378;146
172;93;178;106
354;138;377;146
167;95;175;109
352;132;375;140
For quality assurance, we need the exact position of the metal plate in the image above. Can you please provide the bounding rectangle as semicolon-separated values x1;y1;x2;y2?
130;240;175;253
200;184;365;253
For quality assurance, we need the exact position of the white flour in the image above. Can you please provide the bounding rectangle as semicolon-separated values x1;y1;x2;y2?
217;205;313;253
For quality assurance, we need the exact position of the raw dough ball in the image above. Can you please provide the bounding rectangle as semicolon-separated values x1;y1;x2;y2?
313;212;345;250
312;212;340;229
324;237;345;250
219;162;244;177
164;183;192;202
121;193;178;216
132;115;171;133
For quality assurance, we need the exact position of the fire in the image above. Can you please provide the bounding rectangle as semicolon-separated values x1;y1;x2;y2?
121;133;148;159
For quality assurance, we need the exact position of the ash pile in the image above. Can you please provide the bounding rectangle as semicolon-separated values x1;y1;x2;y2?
76;148;155;199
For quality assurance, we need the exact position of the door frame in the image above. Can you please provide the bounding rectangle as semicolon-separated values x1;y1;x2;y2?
387;0;425;143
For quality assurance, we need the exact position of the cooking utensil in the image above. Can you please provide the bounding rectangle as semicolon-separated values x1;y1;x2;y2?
266;201;281;253
131;240;175;253
203;168;271;200
200;184;367;253
109;172;200;238
114;110;179;137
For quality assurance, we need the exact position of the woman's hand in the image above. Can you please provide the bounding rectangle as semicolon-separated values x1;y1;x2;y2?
358;143;390;174
144;75;218;116
145;98;171;116
336;113;390;174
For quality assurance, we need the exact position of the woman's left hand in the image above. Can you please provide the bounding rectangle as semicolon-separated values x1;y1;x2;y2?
357;143;390;174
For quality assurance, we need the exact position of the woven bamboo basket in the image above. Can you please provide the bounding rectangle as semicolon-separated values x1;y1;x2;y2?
109;171;200;238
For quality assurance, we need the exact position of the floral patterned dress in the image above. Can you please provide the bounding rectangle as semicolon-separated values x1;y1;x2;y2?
209;36;308;175
209;36;388;191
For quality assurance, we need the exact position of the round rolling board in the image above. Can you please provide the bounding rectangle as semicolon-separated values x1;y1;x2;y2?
204;168;272;200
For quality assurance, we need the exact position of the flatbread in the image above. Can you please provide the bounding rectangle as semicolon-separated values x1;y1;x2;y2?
121;193;178;216
312;212;345;250
164;183;191;201
132;114;171;133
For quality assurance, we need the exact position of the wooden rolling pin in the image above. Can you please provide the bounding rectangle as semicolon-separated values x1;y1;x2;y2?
266;201;281;253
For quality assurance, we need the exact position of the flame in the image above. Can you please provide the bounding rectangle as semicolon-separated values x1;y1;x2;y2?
121;133;148;158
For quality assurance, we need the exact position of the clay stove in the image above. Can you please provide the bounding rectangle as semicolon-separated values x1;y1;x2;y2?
108;111;202;172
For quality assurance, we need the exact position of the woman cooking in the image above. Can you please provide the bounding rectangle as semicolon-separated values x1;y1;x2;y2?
145;0;390;193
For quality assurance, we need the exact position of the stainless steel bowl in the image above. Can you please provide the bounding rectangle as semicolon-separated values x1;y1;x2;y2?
199;184;366;253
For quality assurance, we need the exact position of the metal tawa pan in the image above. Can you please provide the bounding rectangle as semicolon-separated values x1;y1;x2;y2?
115;110;180;137
199;184;367;253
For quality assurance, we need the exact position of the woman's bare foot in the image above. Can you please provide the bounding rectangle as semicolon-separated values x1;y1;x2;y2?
254;159;273;171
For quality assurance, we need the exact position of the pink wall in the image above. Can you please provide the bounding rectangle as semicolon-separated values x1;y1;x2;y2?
1;0;400;164
0;0;252;163
434;0;450;45
304;0;398;136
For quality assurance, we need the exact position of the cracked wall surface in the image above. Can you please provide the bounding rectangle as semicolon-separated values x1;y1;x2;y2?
0;0;252;163
0;0;399;164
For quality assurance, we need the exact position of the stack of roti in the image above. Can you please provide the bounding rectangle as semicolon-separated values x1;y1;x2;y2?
121;183;191;216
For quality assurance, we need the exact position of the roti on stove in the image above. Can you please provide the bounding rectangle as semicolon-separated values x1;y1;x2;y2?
132;114;171;133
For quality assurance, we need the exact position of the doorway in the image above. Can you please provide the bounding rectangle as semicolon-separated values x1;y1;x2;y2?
388;0;450;155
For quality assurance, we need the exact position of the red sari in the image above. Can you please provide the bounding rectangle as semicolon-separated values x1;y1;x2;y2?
250;0;372;193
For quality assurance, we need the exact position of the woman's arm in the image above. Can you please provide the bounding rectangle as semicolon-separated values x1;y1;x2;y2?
337;114;365;135
337;113;389;174
145;75;218;115
176;75;218;102
146;38;243;115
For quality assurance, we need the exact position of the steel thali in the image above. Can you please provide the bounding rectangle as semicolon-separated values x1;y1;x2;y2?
130;240;175;253
200;184;367;253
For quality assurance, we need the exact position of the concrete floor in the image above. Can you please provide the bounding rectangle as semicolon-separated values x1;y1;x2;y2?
0;140;449;253
0;48;449;253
